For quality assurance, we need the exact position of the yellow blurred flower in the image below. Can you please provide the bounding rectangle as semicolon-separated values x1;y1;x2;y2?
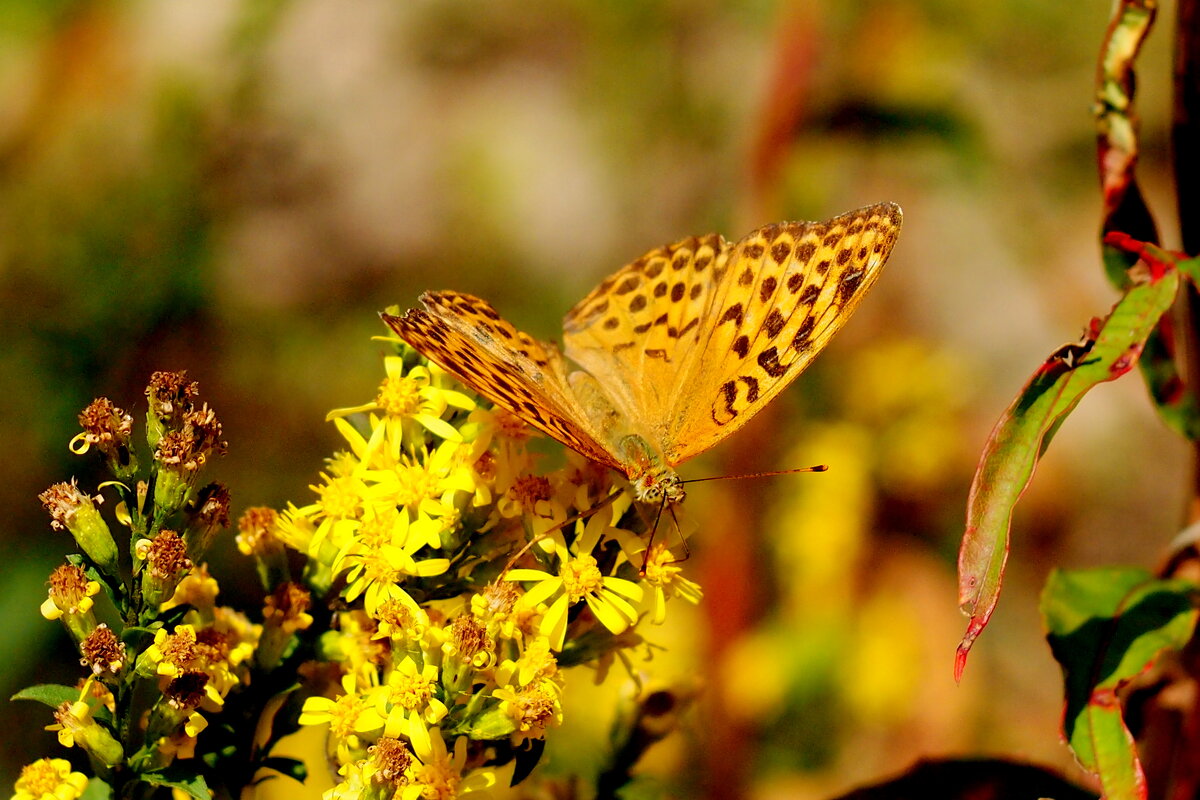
12;758;88;800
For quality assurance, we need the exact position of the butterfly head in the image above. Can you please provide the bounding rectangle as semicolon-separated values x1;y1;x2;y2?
631;465;685;505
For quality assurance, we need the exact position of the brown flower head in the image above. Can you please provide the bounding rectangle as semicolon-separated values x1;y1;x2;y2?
80;624;126;676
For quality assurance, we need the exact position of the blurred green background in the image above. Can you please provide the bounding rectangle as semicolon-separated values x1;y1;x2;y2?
0;0;1190;797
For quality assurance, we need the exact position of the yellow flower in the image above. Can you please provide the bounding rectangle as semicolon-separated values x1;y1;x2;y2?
493;678;563;742
298;672;385;755
325;610;390;676
362;441;476;540
306;471;371;551
610;530;705;625
137;624;236;708
506;516;644;650
153;710;209;763
401;723;496;800
370;599;430;644
373;655;449;739
322;761;369;800
40;564;100;621
497;474;568;539
45;683;123;767
12;758;88;800
160;563;220;616
338;510;451;616
495;636;558;689
327;355;475;453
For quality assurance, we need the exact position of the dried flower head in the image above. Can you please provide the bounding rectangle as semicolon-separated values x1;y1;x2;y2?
44;564;99;618
141;530;192;580
73;398;133;460
155;403;227;472
163;671;209;710
367;737;413;787
449;615;489;662
146;371;199;422
237;507;284;557
38;480;92;532
80;624;126;676
263;582;313;635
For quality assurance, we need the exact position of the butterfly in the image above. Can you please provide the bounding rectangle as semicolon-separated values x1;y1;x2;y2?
382;203;902;506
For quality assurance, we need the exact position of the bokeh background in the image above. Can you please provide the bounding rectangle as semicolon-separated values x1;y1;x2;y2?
0;0;1190;797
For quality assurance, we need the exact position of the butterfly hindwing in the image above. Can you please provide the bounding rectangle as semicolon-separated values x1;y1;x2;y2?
562;233;733;445
382;292;623;471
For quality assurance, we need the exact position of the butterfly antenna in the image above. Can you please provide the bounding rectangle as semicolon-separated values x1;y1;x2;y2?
680;464;828;485
499;488;624;580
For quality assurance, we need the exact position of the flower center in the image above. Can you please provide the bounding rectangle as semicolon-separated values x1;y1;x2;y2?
317;477;362;519
392;459;442;508
18;760;70;796
391;670;434;711
378;376;422;417
561;554;604;603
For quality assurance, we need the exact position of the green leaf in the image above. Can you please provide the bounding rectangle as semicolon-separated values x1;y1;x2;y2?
141;766;212;800
1041;568;1198;800
10;683;80;708
955;262;1180;680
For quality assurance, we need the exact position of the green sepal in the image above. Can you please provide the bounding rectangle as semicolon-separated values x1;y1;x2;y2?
458;706;518;739
79;778;113;800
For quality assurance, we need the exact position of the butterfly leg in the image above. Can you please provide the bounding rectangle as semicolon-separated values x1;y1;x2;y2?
499;488;625;579
639;496;691;574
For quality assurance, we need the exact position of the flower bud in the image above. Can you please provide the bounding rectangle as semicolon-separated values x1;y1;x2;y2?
39;481;120;578
145;371;198;449
135;529;193;612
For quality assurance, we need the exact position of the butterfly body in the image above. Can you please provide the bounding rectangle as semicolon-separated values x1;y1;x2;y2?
384;203;902;505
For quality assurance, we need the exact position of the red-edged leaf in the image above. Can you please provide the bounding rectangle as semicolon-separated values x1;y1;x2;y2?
955;264;1180;681
1041;568;1198;800
1096;1;1200;437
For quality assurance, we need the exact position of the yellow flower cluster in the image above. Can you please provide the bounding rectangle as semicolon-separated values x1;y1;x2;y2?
281;343;705;798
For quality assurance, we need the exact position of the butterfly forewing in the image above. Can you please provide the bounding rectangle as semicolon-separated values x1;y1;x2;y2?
661;202;902;464
382;293;623;471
